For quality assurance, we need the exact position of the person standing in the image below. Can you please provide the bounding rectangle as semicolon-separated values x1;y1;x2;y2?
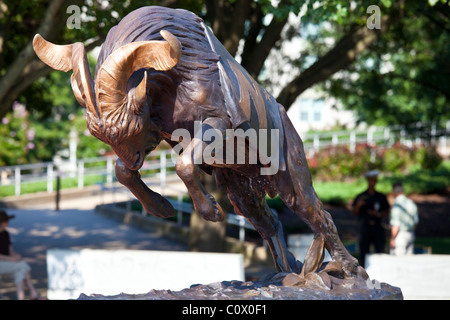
0;210;42;300
352;170;390;267
389;182;419;255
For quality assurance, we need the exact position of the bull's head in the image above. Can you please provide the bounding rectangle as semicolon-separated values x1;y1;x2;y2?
33;31;181;170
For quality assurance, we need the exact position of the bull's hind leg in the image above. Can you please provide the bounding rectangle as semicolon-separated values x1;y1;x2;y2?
215;168;301;273
275;104;366;280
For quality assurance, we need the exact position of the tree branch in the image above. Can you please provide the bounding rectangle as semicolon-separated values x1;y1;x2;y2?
277;15;393;110
0;0;67;117
241;12;288;79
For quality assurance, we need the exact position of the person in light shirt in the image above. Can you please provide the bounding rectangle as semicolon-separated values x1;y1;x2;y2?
389;182;419;255
0;210;43;299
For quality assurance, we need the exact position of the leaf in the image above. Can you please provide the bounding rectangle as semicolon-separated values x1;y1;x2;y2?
381;0;392;8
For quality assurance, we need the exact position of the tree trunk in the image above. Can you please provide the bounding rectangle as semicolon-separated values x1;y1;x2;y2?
189;210;227;252
0;0;93;118
188;173;230;252
206;0;253;57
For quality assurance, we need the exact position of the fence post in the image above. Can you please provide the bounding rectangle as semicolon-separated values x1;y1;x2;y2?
313;135;320;151
47;164;54;193
431;123;437;144
160;150;167;189
55;174;61;211
77;160;84;189
14;166;21;196
367;127;374;146
415;122;422;145
177;193;183;226
239;217;246;242
350;131;356;153
106;157;113;185
384;127;391;146
332;133;338;146
400;129;406;146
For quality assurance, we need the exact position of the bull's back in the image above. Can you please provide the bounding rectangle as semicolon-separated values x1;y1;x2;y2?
96;6;218;79
204;26;287;170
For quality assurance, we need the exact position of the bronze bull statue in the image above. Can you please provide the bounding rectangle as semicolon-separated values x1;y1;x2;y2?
33;6;367;288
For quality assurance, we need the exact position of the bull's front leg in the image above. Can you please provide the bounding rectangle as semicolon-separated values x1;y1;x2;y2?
115;158;176;218
175;118;227;222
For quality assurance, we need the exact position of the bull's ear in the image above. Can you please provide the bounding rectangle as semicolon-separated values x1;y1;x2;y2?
33;34;100;118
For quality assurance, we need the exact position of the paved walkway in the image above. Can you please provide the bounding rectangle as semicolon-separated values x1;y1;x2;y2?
0;188;188;300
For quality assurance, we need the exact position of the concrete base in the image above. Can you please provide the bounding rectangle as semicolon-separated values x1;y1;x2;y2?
366;253;450;299
47;248;245;300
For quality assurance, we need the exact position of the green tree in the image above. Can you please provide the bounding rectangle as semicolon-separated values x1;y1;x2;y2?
0;0;420;118
322;1;450;126
1;0;448;152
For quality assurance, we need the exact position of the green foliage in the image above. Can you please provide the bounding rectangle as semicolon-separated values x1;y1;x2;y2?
324;1;450;126
381;143;417;173
0;100;73;166
415;237;450;254
0;99;111;166
308;144;381;181
313;179;367;206
259;0;303;20
0;36;113;165
0;102;31;166
265;195;286;210
415;146;443;170
309;142;445;183
313;160;450;206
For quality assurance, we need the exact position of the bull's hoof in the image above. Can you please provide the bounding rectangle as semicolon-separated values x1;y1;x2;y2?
115;158;136;184
194;193;224;222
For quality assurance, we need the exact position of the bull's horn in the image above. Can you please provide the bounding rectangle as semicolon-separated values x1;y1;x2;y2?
33;34;99;118
95;30;181;114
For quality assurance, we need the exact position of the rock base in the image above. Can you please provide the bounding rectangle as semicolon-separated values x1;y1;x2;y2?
77;273;403;300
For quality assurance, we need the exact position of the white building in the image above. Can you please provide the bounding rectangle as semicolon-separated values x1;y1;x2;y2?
286;87;357;137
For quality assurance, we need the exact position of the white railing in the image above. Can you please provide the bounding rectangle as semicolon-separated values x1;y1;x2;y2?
301;121;450;157
0;149;263;242
1;121;449;197
0;150;175;196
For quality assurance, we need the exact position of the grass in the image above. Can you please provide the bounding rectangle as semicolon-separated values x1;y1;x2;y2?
415;237;450;254
313;180;366;206
313;160;450;206
0;174;103;197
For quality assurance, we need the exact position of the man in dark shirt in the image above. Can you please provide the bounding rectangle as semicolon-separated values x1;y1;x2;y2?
352;170;390;267
0;209;41;299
